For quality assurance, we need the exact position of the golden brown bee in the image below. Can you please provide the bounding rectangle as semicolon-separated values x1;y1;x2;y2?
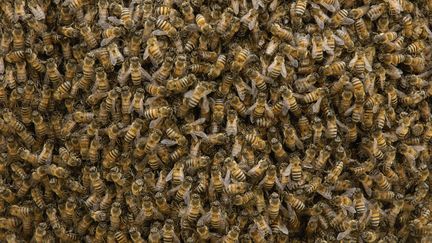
144;36;164;65
230;46;252;74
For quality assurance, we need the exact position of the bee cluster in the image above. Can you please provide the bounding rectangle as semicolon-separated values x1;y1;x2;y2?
1;0;432;242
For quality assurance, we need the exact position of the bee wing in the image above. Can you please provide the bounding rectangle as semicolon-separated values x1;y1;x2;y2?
311;97;323;113
267;61;276;73
247;164;259;177
165;167;175;182
313;16;326;30
423;23;432;40
295;137;304;150
143;46;150;61
333;34;345;46
232;0;240;14
107;16;122;25
246;102;258;115
348;53;358;69
363;56;372;72
251;0;261;10
184;24;199;32
191;118;207;126
412;145;426;153
257;176;268;188
311;40;319;59
152;30;168;36
343;205;357;214
144;96;159;106
140;67;153;82
29;5;45;21
272;61;286;78
319;2;336;12
224;170;231;187
192;131;208;140
286;54;299;68
275;176;284;191
317;186;333;200
197;212;211;226
201;96;210;114
101;37;114;47
167;185;181;196
149;117;164;129
342;17;355;26
0;56;4;75
109;54;119;66
269;0;279;11
265;104;274;118
336;118;349;131
282;163;293;177
183;189;191;205
337;229;353;241
248;18;257;31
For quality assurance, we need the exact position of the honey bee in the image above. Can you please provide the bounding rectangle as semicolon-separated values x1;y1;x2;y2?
310;5;329;30
248;158;269;179
350;5;370;19
355;18;370;41
124;119;143;143
208;54;227;79
293;0;308;16
230;46;252;74
185;81;216;108
267;54;287;79
161;219;180;243
110;2;134;29
329;9;354;28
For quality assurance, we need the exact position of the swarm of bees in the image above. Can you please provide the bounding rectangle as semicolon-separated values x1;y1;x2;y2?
1;0;432;242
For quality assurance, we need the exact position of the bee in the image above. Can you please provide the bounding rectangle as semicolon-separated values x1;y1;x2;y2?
179;1;195;24
208;55;227;79
124;119;143;143
25;48;45;73
270;138;289;164
247;159;269;180
47;164;69;179
74;214;93;236
267;54;287;79
108;202;122;230
270;23;294;42
153;56;174;83
280;86;301;117
224;157;246;182
185;81;215;108
87;167;106;195
349;49;372;75
378;53;405;66
247;92;273;122
366;3;386;20
129;227;145;243
45;58;63;84
283;192;306;212
223;226;240;243
215;7;234;34
371;172;391;191
405;40;426;54
245;131;268;152
184;30;200;53
231;46;252;73
162;219;180;243
294;0;308;16
311;33;324;62
330;9;354;28
233;191;255;206
355;18;370;41
110;3;134;29
350;5;370;19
